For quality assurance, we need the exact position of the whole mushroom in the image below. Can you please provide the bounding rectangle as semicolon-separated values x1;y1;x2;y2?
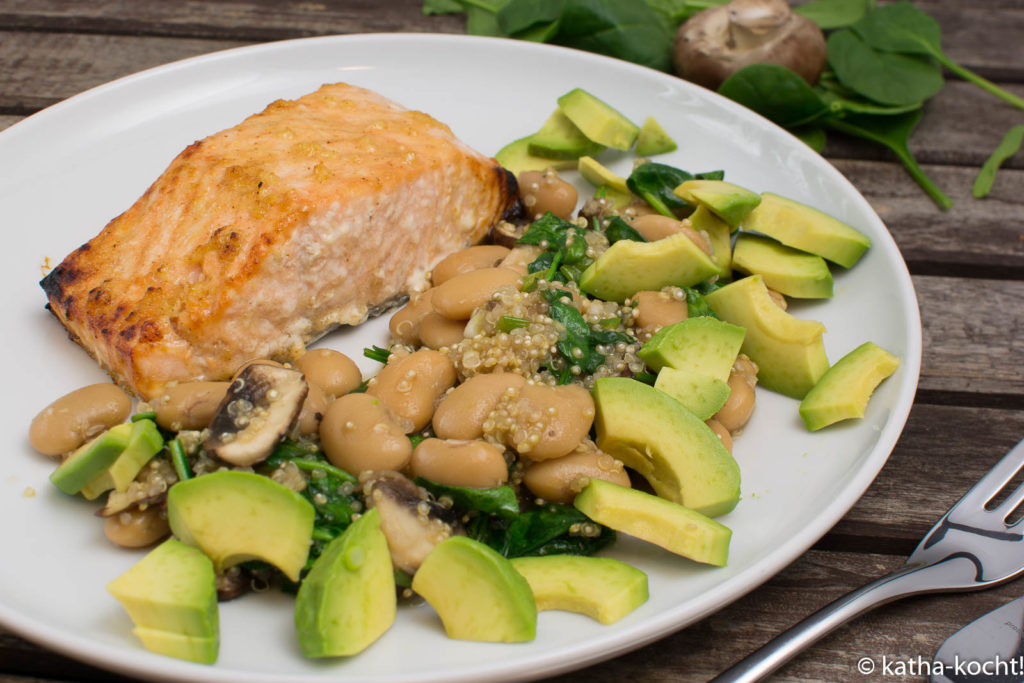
673;0;827;90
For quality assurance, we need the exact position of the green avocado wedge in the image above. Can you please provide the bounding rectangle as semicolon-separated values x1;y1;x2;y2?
639;316;746;381
167;470;315;581
579;231;719;302
510;555;648;625
705;275;829;399
50;422;132;496
799;342;901;431
80;418;164;500
557;88;640;151
654;367;731;421
689;204;733;280
634;116;677;156
732;233;833;299
574;479;732;566
412;536;536;643
742;192;870;268
674;179;761;228
494;136;575;177
592;378;740;517
294;508;396;657
528;109;606;160
107;538;219;663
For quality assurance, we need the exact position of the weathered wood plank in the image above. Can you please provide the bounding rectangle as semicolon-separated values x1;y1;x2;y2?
0;114;20;131
0;31;248;112
914;275;1024;399
821;403;1024;554
0;0;464;40
833;160;1024;278
1;0;1022;83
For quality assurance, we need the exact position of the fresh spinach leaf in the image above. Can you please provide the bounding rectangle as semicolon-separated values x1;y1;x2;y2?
826;29;943;107
604;216;647;244
792;126;827;152
414;478;521;519
851;1;1024;110
718;64;829;129
816;73;923;116
645;0;727;28
824;111;952;209
973;125;1024;199
497;0;565;35
555;1;675;72
794;0;872;30
626;162;693;217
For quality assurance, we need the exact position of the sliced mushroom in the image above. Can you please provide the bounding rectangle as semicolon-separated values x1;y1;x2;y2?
362;471;463;575
673;0;827;90
203;363;308;467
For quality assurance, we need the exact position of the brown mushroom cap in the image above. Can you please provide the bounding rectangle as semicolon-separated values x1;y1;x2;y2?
673;0;827;90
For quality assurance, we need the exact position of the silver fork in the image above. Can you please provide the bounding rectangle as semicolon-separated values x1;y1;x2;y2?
713;438;1024;683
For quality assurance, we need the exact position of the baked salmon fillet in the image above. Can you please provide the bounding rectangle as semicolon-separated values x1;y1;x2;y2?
41;82;519;399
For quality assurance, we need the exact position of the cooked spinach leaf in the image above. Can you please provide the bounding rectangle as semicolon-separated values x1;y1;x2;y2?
684;284;720;319
542;288;633;383
604;216;647;244
626;162;693;217
414;478;520;519
468;502;616;557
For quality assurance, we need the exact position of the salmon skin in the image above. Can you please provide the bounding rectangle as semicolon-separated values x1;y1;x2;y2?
41;82;520;399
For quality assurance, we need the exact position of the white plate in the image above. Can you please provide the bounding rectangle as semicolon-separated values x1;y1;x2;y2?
0;34;921;683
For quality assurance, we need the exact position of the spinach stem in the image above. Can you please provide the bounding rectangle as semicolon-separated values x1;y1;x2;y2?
169;439;192;481
936;54;1024;110
289;458;358;484
824;118;953;210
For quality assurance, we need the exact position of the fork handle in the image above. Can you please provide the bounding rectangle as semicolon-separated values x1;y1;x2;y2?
711;555;977;683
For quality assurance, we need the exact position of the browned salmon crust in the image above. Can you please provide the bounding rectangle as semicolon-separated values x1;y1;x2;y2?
42;82;519;399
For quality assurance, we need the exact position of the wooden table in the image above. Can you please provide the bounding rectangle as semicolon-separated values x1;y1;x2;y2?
1;1;1021;681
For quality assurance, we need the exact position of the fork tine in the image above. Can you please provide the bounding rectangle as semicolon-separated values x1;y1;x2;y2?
995;482;1024;522
950;439;1024;514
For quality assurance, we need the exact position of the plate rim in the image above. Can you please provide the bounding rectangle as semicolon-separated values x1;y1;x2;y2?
0;31;923;683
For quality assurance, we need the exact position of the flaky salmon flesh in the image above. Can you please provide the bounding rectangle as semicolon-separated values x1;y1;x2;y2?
42;82;519;399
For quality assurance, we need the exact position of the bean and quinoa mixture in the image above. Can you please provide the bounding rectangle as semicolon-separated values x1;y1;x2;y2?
28;163;758;597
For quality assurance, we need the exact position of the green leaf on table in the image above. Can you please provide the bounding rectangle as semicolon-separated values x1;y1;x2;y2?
851;1;1024;110
792;126;827;152
718;63;829;128
816;74;923;116
555;0;676;72
826;29;943;107
497;0;565;35
973;124;1024;199
645;0;728;29
794;0;872;30
824;110;952;210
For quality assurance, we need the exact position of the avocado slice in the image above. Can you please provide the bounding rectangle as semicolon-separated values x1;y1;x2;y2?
528;109;606;160
742;192;871;268
689;204;733;280
579;232;719;302
705;275;829;399
294;507;396;657
574;479;732;566
634;116;677;156
592;378;740;517
674;180;761;229
732;233;833;299
49;422;132;496
493;136;575;177
557;88;640;151
107;538;218;663
80;418;164;500
578;155;630;194
654;367;731;420
799;342;900;431
412;536;536;642
167;470;315;581
638;317;746;381
509;555;648;625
